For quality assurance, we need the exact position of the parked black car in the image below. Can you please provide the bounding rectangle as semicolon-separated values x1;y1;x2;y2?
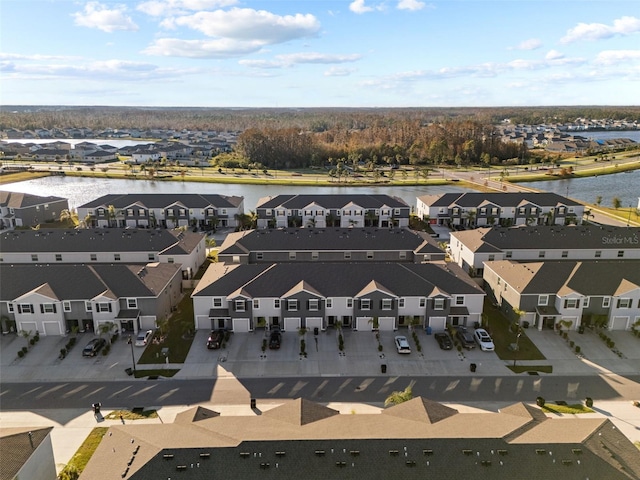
454;326;475;350
269;327;282;350
207;329;224;349
82;338;106;357
435;332;453;350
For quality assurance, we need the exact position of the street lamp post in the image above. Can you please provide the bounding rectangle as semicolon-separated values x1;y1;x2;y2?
127;335;137;375
628;204;632;227
513;331;522;368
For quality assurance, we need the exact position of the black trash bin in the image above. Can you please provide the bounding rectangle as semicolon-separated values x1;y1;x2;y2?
381;364;387;373
125;367;133;376
314;327;319;336
470;363;477;373
578;325;585;334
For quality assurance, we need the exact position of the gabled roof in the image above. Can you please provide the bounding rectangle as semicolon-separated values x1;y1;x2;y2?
78;193;243;210
256;194;409;210
263;398;340;426
174;406;220;424
0;191;67;209
282;280;323;298
382;397;458;424
355;279;395;297
419;192;582;209
0;427;54;480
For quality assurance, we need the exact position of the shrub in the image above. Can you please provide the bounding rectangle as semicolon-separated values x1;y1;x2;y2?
18;350;25;358
60;348;67;356
585;397;593;408
21;346;28;354
34;334;40;342
569;340;574;348
224;331;231;342
536;396;545;407
68;337;76;346
29;338;35;346
102;345;110;355
378;344;383;352
575;345;581;354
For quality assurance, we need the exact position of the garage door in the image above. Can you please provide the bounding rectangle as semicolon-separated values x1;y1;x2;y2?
379;317;396;331
356;317;373;331
283;317;300;332
427;316;447;332
43;321;62;336
19;321;37;335
233;318;250;332
610;316;629;331
195;315;210;330
306;317;324;332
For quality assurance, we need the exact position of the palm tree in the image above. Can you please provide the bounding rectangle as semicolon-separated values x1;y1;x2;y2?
107;205;117;227
59;208;78;226
384;385;413;407
612;197;622;210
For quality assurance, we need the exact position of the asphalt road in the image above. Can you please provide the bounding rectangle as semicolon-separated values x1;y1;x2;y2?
2;374;639;411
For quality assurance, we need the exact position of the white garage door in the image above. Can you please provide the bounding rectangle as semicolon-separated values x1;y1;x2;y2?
306;317;324;332
428;316;447;332
43;321;62;336
379;317;396;331
19;321;38;335
233;318;250;332
356;317;373;331
283;317;300;332
195;315;210;330
610;316;629;331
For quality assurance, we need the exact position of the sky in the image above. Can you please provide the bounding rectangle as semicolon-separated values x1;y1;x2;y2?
1;0;639;107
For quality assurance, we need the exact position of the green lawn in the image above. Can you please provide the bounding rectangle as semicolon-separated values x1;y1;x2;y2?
138;291;196;365
482;300;546;361
57;427;108;479
541;403;594;415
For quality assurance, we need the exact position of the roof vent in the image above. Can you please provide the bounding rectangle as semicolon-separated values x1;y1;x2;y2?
176;465;187;471
389;450;399;456
423;450;433;456
315;450;325;456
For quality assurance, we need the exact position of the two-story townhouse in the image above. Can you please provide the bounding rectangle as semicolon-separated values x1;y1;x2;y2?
0;228;206;279
256;195;411;229
0;262;182;336
0;191;69;230
450;225;640;276
483;260;640;331
416;192;584;227
77;193;244;230
217;227;444;265
192;262;484;333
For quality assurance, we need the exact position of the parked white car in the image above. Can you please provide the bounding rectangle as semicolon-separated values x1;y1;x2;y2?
395;335;411;354
135;329;153;347
473;328;495;351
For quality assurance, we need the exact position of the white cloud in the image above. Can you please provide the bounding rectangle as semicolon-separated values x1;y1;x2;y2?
594;50;640;65
136;0;238;17
72;2;138;32
545;50;564;60
143;37;263;58
240;52;361;69
166;8;320;43
561;16;640;44
0;53;79;61
510;38;542;51
324;67;356;76
397;0;426;11
349;0;373;14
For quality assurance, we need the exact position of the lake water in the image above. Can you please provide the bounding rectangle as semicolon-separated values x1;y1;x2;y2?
0;176;472;211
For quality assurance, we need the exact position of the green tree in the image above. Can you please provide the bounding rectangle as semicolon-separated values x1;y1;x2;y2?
384;385;413;407
612;197;622;209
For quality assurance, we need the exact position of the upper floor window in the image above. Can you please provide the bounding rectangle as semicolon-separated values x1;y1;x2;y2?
55;254;62;262
617;250;624;258
127;298;138;309
274;299;280;309
602;297;611;308
235;300;245;312
583;297;590;308
595;250;602;258
564;298;579;309
42;303;56;314
253;299;260;309
381;299;392;310
398;298;405;308
344;252;351;259
561;251;568;258
455;296;464;306
287;299;298;311
433;298;445;310
538;251;546;258
617;298;632;308
366;251;374;259
97;302;112;312
90;254;97;261
19;304;34;314
256;252;263;260
289;252;296;260
31;254;38;262
85;301;92;312
538;295;548;306
308;299;319;311
63;301;71;312
347;298;353;308
419;298;426;308
114;254;121;261
361;299;371;310
213;298;223;308
326;299;333;308
505;251;513;258
148;253;155;261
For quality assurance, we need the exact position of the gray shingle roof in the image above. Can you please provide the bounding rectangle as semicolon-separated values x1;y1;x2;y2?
257;194;409;209
0;190;67;208
420;192;582;208
0;427;54;480
78;193;243;209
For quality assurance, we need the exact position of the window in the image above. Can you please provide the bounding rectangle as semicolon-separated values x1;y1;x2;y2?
55;254;62;262
419;298;426;308
433;298;445;310
455;296;464;305
127;298;138;309
274;299;280;308
617;298;632;308
114;254;121;261
312;251;319;260
617;250;624;258
564;298;579;309
179;209;186;216
488;254;495;261
213;298;223;308
347;298;353;308
139;209;145;216
518;207;526;215
595;250;602;258
63;301;71;312
266;209;272;216
90;254;97;261
491;208;499;215
561;251;568;258
344;252;351;259
366;251;374;259
361;299;371;310
505;251;512;259
399;251;407;260
287;299;298;311
256;252;263;260
394;208;401;216
127;209;133;216
97;302;112;312
235;300;245;312
8;303;14;313
326;299;332;308
538;251;546;258
31;254;38;262
480;208;486;215
42;303;56;314
308;299;319;311
221;209;227;215
289;252;296;260
602;297;611;308
167;258;174;263
583;297;590;308
253;299;260;309
85;301;92;312
538;295;549;306
398;298;405;308
19;304;34;314
381;299;392;310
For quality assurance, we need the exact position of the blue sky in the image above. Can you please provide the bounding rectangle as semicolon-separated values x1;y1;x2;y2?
2;0;639;107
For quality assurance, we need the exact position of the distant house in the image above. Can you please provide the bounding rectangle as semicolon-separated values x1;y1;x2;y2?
77;193;244;230
218;227;445;265
483;260;640;331
77;397;640;480
0;262;182;336
192;262;484;333
449;225;640;276
416;192;584;228
256;194;411;229
0;191;69;230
